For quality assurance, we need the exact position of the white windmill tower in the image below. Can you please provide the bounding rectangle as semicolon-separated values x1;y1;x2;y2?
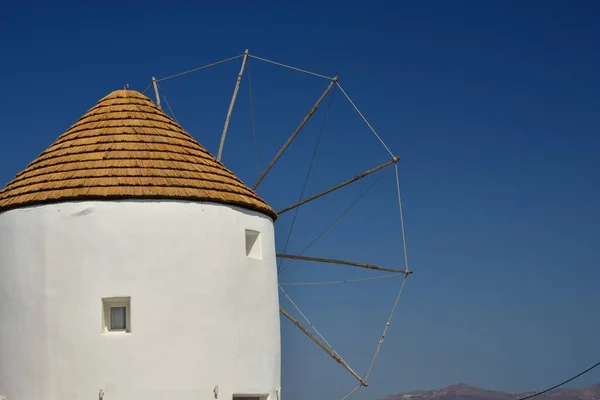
0;89;282;399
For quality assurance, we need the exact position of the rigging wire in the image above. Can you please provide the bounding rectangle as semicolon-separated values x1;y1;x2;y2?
335;82;394;159
395;163;410;272
341;384;362;400
249;54;334;80
157;54;244;82
279;169;389;274
157;85;179;124
246;58;260;179
279;273;404;286
277;86;337;274
143;54;243;95
278;285;336;352
517;360;600;400
142;82;153;95
365;275;408;381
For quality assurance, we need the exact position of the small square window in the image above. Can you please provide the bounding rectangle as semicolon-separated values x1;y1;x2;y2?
245;229;262;259
102;297;131;334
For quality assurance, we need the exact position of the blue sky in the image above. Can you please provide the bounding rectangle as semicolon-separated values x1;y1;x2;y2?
1;1;599;399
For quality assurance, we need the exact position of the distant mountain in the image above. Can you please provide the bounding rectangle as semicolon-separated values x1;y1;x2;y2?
382;383;600;400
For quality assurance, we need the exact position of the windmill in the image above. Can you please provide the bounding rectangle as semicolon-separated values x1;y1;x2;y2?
0;49;412;400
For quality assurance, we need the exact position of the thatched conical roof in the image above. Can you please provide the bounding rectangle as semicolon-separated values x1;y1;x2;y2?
0;89;277;219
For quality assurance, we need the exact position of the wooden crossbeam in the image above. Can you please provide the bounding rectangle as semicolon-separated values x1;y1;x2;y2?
277;156;399;215
253;77;338;190
279;307;368;387
277;254;412;275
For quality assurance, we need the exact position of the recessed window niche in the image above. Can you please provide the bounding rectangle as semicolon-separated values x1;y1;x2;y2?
245;229;262;259
102;297;131;334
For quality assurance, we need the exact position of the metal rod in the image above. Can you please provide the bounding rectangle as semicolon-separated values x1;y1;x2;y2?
253;76;338;190
279;307;368;387
277;156;400;215
152;77;161;109
217;49;249;162
276;254;412;274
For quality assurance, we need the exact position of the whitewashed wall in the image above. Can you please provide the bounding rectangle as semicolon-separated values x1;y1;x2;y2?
0;200;281;400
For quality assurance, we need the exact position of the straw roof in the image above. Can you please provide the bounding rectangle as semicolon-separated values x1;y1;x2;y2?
0;89;277;219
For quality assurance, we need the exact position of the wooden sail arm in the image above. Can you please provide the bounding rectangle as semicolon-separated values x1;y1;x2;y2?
279;307;368;387
217;49;250;161
277;156;400;215
253;76;338;190
277;254;412;274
